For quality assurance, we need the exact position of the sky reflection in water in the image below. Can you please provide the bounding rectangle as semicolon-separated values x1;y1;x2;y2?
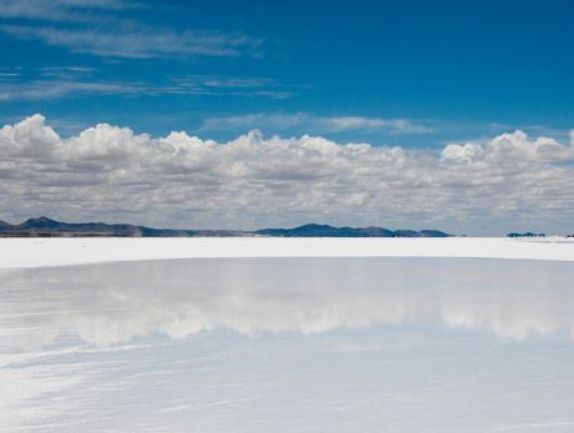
1;257;574;432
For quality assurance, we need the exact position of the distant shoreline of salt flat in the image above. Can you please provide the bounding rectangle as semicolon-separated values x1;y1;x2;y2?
0;237;573;270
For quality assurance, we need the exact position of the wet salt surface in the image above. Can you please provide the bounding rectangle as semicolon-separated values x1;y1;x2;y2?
1;257;574;432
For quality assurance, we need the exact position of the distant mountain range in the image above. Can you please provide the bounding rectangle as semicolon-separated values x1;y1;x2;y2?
0;217;451;238
506;232;546;238
0;217;240;238
256;224;449;238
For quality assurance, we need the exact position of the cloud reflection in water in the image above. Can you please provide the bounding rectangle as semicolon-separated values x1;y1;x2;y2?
1;257;573;349
2;257;574;433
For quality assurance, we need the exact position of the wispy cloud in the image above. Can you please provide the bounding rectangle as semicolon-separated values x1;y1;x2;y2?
1;24;260;59
0;1;261;59
39;66;99;76
0;80;140;101
201;113;433;135
0;0;139;24
165;77;295;99
0;67;137;101
0;66;23;79
0;69;294;101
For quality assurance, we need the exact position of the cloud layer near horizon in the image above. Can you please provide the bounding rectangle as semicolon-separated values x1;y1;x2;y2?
1;115;574;233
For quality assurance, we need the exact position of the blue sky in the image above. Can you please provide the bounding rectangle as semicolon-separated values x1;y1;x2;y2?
1;0;573;144
1;0;574;233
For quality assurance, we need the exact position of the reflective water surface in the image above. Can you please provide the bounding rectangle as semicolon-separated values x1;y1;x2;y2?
1;258;574;432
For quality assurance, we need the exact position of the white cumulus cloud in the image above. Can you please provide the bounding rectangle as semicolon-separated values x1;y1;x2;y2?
1;115;574;234
442;130;574;163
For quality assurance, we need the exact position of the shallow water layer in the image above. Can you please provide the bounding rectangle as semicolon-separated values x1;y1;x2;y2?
1;258;574;432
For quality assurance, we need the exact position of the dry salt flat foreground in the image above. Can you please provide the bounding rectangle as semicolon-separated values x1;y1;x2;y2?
0;237;574;269
2;240;574;432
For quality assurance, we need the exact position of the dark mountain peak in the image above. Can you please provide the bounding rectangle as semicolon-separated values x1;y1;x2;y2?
419;229;450;238
296;223;335;230
25;216;57;223
390;229;419;237
21;216;65;229
356;226;394;236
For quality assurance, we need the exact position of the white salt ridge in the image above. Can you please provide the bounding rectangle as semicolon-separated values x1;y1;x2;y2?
1;237;574;269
